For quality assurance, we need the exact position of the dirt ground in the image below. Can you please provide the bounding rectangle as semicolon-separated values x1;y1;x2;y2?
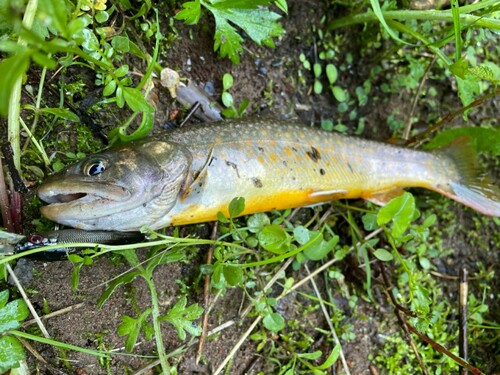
3;1;499;374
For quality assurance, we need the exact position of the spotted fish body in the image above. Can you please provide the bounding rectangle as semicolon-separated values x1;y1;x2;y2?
38;118;500;231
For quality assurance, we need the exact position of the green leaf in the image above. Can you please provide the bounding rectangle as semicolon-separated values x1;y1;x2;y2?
0;298;29;334
122;86;154;113
373;248;393;262
228;196;245;218
456;73;480;110
326;64;338;84
221;91;234;107
95;10;109;23
304;234;338;261
262;312;285;332
38;0;68;36
111;36;130;53
238;98;249;115
361;213;378;231
419;257;431;270
222;73;234;90
424;127;500;156
293;226;310;245
313;80;323;94
70;263;83;292
369;0;411;45
471;61;500;83
211;262;226;289
331;86;347;102
0;50;31;116
313;63;321;78
115;64;130;78
117;309;152;352
217;211;228;223
67;15;92;40
39;108;80;122
103;79;117;96
119;249;140;266
174;0;201;25
110;112;155;144
315;343;341;370
222;265;244;286
144;247;186;276
97;270;141;308
296;350;322;360
377;192;416;238
0;291;7;309
258;224;290;254
204;1;284;63
422;214;437;228
450;58;469;79
275;0;288;13
160;296;204;340
32;52;57;68
0;336;25;374
247;213;270;233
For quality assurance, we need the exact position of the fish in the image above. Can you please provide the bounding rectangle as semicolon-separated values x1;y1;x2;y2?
38;118;500;231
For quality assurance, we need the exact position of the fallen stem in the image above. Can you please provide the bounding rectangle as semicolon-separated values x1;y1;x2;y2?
328;5;500;31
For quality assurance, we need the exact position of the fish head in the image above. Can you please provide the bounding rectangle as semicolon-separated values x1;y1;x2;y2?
38;140;192;231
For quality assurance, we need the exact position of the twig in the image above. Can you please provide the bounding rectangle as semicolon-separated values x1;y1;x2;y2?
402;56;437;140
179;101;202;127
380;264;429;375
459;268;468;375
380;264;483;375
405;88;500;147
405;322;483;375
305;264;351;375
17;337;48;365
195;221;218;364
23;303;85;328
0;155;12;231
213;315;262;375
6;263;51;339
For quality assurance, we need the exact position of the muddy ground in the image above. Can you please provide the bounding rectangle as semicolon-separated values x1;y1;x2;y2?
3;0;499;374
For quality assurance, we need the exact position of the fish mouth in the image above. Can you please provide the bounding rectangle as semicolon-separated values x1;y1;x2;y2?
38;181;133;221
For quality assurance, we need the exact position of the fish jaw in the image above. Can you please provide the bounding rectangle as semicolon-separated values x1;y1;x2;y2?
38;180;133;222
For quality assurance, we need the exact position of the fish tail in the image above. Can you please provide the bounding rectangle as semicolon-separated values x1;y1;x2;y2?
432;137;500;217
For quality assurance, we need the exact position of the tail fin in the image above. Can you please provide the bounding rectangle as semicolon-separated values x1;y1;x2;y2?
433;137;500;217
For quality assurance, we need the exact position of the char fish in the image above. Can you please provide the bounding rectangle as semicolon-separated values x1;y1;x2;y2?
38;118;500;231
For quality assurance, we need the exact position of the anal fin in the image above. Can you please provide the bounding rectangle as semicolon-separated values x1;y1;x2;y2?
364;188;405;206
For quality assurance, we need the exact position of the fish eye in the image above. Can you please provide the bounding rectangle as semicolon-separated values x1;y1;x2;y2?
85;160;106;176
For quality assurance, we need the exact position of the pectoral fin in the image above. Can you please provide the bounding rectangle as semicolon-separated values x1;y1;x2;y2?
308;189;348;201
180;145;214;200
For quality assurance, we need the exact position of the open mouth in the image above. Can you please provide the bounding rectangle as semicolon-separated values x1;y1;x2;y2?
38;181;131;204
42;192;88;204
38;180;133;222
